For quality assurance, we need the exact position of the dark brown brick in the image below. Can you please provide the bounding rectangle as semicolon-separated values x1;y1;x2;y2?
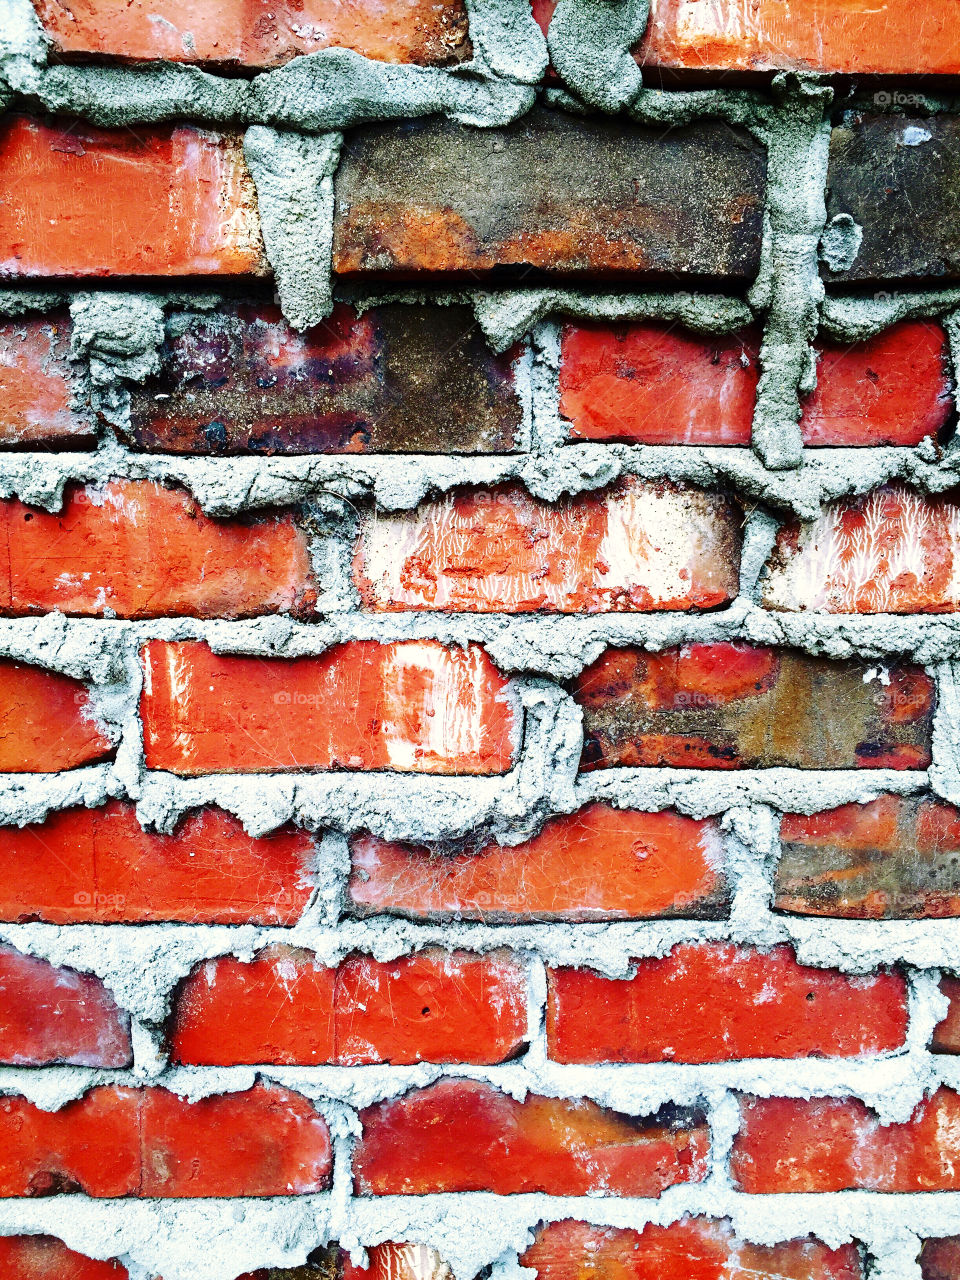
574;643;934;771
920;1237;960;1280
824;114;960;284
332;109;766;282
125;302;520;454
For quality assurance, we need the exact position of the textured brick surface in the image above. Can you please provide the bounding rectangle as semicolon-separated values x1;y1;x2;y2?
0;312;94;448
355;480;741;612
141;639;515;775
0;1235;128;1280
932;976;960;1053
126;303;521;455
0;659;116;772
348;804;729;921
921;1238;960;1280
0;116;265;279
333;109;766;281
575;644;934;770
354;1080;709;1195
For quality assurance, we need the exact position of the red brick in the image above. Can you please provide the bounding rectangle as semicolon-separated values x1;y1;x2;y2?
0;801;316;925
921;1238;960;1280
141;639;516;775
0;947;131;1067
731;1088;960;1192
777;795;960;919
31;0;470;66
355;480;741;613
354;1080;708;1196
0;1236;127;1280
801;322;953;447
547;943;907;1064
764;486;960;613
237;1243;453;1280
0;481;315;619
932;976;960;1053
0;115;265;280
575;644;934;771
0;313;95;448
558;323;758;446
0;659;116;772
170;947;527;1066
126;303;521;455
520;1217;863;1280
0;1083;331;1197
348;804;729;922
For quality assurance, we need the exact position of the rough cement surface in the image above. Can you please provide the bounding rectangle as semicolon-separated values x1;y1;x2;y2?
546;0;647;112
463;0;549;83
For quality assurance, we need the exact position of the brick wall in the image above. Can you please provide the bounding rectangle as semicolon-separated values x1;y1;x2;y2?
0;1;960;1278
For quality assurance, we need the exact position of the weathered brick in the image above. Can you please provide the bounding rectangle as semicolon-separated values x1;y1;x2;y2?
0;802;316;925
0;312;95;448
348;804;729;921
520;1218;863;1280
126;302;521;455
355;480;741;612
0;481;316;618
0;1235;128;1280
353;1080;708;1196
0;947;131;1067
575;644;934;771
237;1243;452;1280
731;1088;960;1192
931;976;960;1053
824;115;960;284
31;0;471;66
332;109;766;281
141;639;516;775
801;322;953;447
0;659;116;772
559;322;758;445
777;795;960;919
547;943;906;1063
0;1083;331;1197
170;947;527;1065
921;1238;960;1280
0;115;265;279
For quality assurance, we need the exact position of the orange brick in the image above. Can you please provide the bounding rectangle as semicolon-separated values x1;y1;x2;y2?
0;1235;128;1280
0;481;316;618
0;313;95;447
141;639;516;775
0;115;265;279
0;659;116;772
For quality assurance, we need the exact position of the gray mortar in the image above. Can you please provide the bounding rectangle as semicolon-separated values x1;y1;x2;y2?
546;0;647;113
463;0;548;84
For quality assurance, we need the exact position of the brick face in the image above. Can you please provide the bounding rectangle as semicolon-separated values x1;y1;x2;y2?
0;1236;128;1280
0;659;116;772
0;313;95;448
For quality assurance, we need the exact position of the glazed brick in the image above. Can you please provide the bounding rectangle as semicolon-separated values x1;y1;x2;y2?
332;108;766;281
763;486;960;614
777;795;960;919
0;1235;127;1280
0;115;265;279
921;1238;960;1280
0;1083;330;1197
170;947;527;1066
353;1079;708;1196
824;115;960;284
141;639;515;775
800;322;953;447
558;323;759;446
31;0;470;66
0;658;116;772
547;943;906;1064
348;803;730;922
0;802;316;925
355;480;741;612
0;481;316;618
731;1088;960;1192
520;1218;863;1280
931;976;960;1053
575;643;934;771
0;312;95;448
126;302;521;455
0;947;131;1067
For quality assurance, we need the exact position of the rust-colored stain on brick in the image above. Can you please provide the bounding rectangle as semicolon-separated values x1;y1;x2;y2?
333;109;766;280
0;312;95;447
348;804;729;921
0;1236;128;1280
0;802;317;925
170;947;527;1066
0;659;116;772
574;643;934;770
777;795;960;919
353;1079;709;1196
127;302;521;455
140;639;516;775
355;480;742;612
31;0;471;66
0;115;266;279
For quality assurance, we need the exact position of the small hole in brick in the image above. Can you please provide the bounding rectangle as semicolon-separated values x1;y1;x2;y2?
422;1006;431;1016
